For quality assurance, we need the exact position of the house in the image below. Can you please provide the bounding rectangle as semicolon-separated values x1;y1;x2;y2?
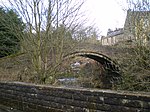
101;9;150;45
101;28;124;45
124;9;150;44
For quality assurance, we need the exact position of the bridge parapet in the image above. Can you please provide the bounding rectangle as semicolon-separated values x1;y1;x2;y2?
0;81;149;112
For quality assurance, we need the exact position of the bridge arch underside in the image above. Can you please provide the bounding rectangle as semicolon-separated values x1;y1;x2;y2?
63;51;122;89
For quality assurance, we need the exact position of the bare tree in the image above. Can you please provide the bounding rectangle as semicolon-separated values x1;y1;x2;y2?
0;0;86;83
116;0;150;92
125;0;150;45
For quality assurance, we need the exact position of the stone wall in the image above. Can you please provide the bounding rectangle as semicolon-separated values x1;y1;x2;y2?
0;81;150;112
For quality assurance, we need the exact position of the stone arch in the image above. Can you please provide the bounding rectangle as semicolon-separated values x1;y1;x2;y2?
63;51;121;89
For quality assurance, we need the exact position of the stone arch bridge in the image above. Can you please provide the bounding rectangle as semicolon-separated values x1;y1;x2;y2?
63;51;122;88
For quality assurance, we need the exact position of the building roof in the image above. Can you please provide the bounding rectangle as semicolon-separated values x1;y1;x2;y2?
107;28;124;37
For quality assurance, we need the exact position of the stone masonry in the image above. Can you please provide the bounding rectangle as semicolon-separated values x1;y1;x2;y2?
0;81;150;112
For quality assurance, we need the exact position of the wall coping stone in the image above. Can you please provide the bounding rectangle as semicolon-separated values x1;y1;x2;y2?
1;81;150;97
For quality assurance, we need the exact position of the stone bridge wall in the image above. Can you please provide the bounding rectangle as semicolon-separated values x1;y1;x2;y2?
0;82;150;112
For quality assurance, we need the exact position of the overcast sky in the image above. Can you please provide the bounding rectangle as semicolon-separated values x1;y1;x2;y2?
83;0;128;36
0;0;128;36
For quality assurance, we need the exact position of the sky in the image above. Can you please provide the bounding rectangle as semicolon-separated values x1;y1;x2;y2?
83;0;128;36
0;0;128;36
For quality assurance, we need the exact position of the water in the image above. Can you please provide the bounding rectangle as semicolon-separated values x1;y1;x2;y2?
58;77;77;82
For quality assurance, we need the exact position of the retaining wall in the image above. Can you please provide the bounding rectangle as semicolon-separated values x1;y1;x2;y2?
0;82;150;112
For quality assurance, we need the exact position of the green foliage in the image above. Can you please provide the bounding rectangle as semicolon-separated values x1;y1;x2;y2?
116;45;150;92
0;7;25;57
